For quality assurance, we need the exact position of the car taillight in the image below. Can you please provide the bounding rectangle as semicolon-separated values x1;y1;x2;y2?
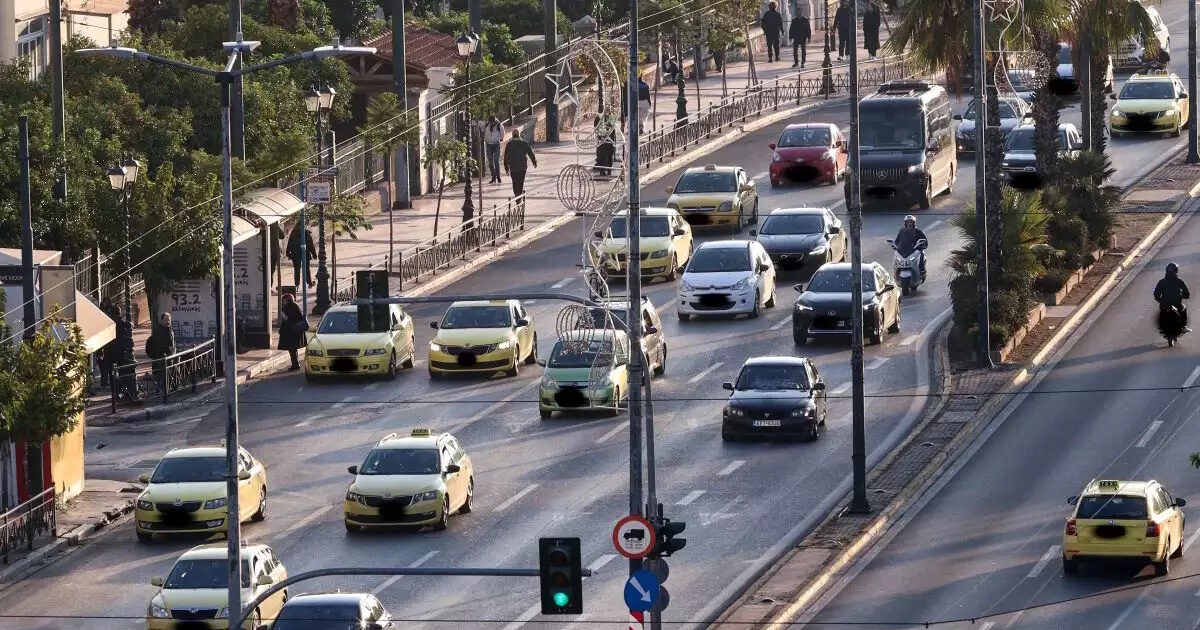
1146;521;1160;537
1065;519;1077;536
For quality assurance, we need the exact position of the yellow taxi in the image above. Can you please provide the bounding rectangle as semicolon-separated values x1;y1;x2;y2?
665;164;759;229
537;329;631;418
1063;479;1186;576
343;429;474;532
428;300;537;377
1109;70;1190;137
304;303;416;381
146;542;287;629
135;446;267;543
595;207;693;281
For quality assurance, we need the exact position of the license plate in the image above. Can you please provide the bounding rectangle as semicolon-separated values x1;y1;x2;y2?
753;419;782;427
836;320;845;327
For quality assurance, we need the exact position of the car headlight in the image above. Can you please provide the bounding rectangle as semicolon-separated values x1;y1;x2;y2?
136;498;153;510
345;490;367;505
203;497;227;510
1112;108;1123;117
648;249;669;259
496;340;512;351
822;150;836;162
216;605;249;619
667;202;680;211
772;151;781;162
411;490;440;504
541;374;557;388
429;342;442;352
730;277;752;291
790;407;815;418
306;347;324;357
680;280;695;292
907;164;924;173
1001;161;1011;167
795;303;813;312
810;244;827;255
718;201;734;213
725;406;745;417
149;600;170;619
364;347;387;356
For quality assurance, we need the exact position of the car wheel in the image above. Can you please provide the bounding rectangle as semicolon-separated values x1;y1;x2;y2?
677;312;690;321
943;165;955;195
136;530;152;543
402;337;415;368
525;335;538;365
770;179;779;188
1155;545;1171;576
807;422;820;442
507;351;520;377
459;478;474;514
1173;121;1182;138
434;497;450;531
765;288;777;308
251;487;266;522
667;254;678;281
385;351;397;381
721;424;735;441
918;176;932;210
793;328;809;345
750;200;759;224
1062;554;1078;575
540;407;552;419
888;308;901;334
653;344;666;376
609;388;622;417
1172;532;1185;558
344;521;362;534
868;313;884;345
749;291;761;319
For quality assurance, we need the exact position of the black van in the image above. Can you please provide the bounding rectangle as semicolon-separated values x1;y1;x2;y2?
850;80;957;210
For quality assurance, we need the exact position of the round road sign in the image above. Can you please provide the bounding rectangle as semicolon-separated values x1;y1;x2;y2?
612;514;656;559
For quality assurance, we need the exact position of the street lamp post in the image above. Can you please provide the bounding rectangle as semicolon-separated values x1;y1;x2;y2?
457;32;479;223
107;156;141;323
820;0;834;95
79;38;374;623
308;84;337;315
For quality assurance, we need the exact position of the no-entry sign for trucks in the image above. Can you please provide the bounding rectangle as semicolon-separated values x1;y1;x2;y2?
613;514;655;559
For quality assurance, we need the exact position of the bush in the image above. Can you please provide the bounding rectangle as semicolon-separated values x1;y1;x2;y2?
1054;152;1120;251
1033;269;1071;295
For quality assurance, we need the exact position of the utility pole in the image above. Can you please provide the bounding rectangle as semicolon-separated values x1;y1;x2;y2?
626;0;645;583
973;0;993;368
229;0;246;159
18;116;34;342
845;0;869;516
1188;0;1198;163
48;0;66;201
393;0;412;208
545;0;560;142
469;0;483;61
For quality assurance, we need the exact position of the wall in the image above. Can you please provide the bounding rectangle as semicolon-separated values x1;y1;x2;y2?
66;10;126;47
49;407;84;502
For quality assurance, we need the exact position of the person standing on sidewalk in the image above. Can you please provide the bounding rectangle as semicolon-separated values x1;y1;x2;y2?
278;293;308;371
146;312;175;394
638;77;652;131
760;2;785;63
835;0;852;61
503;129;537;198
790;12;811;68
285;223;316;288
484;115;505;183
864;3;881;59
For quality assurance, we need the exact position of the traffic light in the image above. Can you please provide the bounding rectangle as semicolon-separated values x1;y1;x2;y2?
651;518;686;558
355;269;389;333
538;537;582;615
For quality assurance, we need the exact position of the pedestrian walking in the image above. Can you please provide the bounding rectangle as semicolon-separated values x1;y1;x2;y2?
285;223;316;288
503;129;538;198
278;293;308;371
484;115;505;183
146;312;175;395
638;77;652;130
98;297;121;387
663;55;681;85
594;115;617;177
834;0;852;60
114;313;137;401
790;13;811;68
760;1;785;63
864;3;881;59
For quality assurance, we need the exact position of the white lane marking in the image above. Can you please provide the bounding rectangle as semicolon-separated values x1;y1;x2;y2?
865;357;889;370
718;460;745;476
770;315;792;330
1136;421;1164;448
588;553;617;573
979;623;994;630
552;277;574;289
597;421;629;444
1185;365;1200;389
372;550;439;594
274;504;334;540
1187;523;1200;552
753;171;769;180
1105;587;1150;630
494;483;540;512
899;334;919;346
689;361;725;384
925;219;944;230
677;490;706;506
364;382;380;391
500;604;541;630
332;401;346;409
1026;545;1061;578
450;381;540;432
526;300;538;305
830;382;851;395
294;419;311;428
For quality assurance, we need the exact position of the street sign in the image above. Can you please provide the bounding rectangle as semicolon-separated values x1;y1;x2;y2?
302;166;340;180
623;569;660;612
306;181;332;204
612;514;655;559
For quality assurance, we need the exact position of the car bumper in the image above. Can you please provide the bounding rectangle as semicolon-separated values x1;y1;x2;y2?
135;508;227;535
1003;166;1040;182
678;288;757;315
794;312;881;337
428;349;517;374
768;251;824;272
344;498;444;528
677;208;741;226
305;353;391;376
770;161;834;182
1111;115;1178;133
147;617;260;630
600;255;675;277
539;386;618;411
723;416;817;439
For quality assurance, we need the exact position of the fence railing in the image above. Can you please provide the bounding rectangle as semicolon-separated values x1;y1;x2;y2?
110;338;218;413
1;487;56;565
72;252;146;306
392;195;527;292
332;257;390;305
278;136;385;201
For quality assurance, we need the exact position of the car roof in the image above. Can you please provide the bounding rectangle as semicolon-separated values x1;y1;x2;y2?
742;355;808;366
447;299;516;308
372;429;448;450
284;592;370;606
557;329;630;342
162;446;227;459
696;240;752;250
1010;122;1076;132
613;207;675;217
1083;479;1154;496
815;262;881;273
767;207;829;216
682;165;738;174
782;123;835;130
1128;71;1176;82
179;542;270;561
592;300;651;312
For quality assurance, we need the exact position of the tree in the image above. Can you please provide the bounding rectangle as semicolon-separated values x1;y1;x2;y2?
319;192;373;290
1053;151;1121;250
267;0;300;30
362;92;420;215
317;0;378;39
1031;28;1065;183
421;138;469;236
446;58;520;122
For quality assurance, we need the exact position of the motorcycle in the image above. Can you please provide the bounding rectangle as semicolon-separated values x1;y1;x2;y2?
1158;304;1187;347
887;238;927;296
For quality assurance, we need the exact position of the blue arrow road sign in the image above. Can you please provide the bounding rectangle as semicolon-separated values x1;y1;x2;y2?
624;569;660;612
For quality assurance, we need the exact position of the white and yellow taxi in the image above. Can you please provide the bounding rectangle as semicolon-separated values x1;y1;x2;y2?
665;164;759;229
304;303;416;381
344;429;474;532
1063;479;1186;576
146;542;287;629
537;329;631;418
595;207;693;281
1109;70;1190;137
135;446;267;543
428;300;537;377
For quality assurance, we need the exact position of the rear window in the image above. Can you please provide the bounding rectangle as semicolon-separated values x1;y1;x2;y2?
1075;494;1148;519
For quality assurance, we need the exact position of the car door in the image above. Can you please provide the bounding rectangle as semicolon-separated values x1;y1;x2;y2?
879;268;899;322
366;595;393;629
1177;80;1190;125
835;129;848;174
676;213;694;263
440;444;462;510
237;449;258;521
640;306;661;367
512;303;533;357
754;243;776;303
807;360;826;419
1158;487;1185;546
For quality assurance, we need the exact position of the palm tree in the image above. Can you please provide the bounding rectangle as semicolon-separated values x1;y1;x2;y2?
1054;151;1121;250
1030;27;1064;184
361;93;419;215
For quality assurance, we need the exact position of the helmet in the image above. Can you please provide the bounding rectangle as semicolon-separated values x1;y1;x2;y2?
1167;262;1180;275
904;215;917;227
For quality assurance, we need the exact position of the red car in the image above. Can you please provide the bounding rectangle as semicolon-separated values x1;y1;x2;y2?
768;123;848;187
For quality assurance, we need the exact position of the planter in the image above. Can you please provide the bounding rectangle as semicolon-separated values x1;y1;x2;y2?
993;303;1046;363
1040;249;1107;306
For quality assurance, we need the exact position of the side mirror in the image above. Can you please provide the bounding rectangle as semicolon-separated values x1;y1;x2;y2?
829;225;841;234
429;321;439;329
768;142;776;149
256;575;274;586
1177;497;1187;507
756;263;769;273
665;186;674;194
813;382;826;390
793;283;805;292
952;114;963;120
516;318;530;327
150;577;164;587
445;464;461;474
367;625;385;630
916;238;928;248
1024;112;1033;118
721;382;734;391
748;229;757;238
925;140;939;152
645;325;659;334
238;470;252;481
882;283;896;292
673;227;686;236
1108;93;1117;100
1067;495;1079;505
347;465;358;475
536;358;547;366
138;473;150;484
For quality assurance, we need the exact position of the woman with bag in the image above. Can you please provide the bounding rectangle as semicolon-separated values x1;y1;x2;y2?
278;293;308;371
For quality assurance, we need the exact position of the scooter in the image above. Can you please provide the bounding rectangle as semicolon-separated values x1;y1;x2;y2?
887;238;927;296
1158;304;1187;347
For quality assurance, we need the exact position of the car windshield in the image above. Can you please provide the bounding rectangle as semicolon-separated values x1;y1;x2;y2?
1075;495;1149;519
317;312;360;334
548;340;617;368
1007;71;1029;88
589;308;629;330
807;269;876;293
760;214;825;235
860;104;923;150
608;217;671;238
1057;46;1072;64
964;101;1018;120
440;306;512;329
358;448;440;475
674;171;737;193
150;456;226;483
686;247;751;273
735;364;809;390
164;559;250;589
1005;129;1067;152
273;604;362;629
1120;81;1174;100
778;127;831;147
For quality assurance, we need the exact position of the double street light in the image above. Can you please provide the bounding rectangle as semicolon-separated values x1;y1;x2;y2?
106;155;141;325
456;31;480;222
304;84;337;315
79;37;373;623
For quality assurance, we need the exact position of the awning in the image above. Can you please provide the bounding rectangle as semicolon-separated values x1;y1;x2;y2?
235;188;305;229
231;215;259;247
0;249;62;267
74;291;115;354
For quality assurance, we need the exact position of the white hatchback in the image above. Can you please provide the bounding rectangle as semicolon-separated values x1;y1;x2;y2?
678;240;777;320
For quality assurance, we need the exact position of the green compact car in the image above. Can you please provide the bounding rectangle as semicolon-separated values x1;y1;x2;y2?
538;329;630;418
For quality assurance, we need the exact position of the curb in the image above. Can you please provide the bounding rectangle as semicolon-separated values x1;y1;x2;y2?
0;499;135;592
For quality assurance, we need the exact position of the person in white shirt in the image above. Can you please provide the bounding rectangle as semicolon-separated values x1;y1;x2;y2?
483;115;506;183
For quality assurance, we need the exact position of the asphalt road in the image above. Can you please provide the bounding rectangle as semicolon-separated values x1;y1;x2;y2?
5;21;1191;628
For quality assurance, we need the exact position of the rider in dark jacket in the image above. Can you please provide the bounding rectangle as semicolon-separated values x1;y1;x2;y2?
1154;262;1191;332
894;215;928;278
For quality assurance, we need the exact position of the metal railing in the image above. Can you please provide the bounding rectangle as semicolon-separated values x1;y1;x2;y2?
1;488;56;565
332;257;390;305
277;136;385;200
110;338;218;413
394;195;527;291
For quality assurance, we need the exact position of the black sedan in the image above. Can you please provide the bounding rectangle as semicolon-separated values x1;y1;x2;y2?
792;262;900;346
721;356;827;441
751;207;847;274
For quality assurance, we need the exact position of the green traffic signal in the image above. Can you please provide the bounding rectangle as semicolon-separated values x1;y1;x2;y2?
539;537;583;615
553;592;570;607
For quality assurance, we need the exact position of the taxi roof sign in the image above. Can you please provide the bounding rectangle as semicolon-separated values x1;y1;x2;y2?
1096;480;1123;491
410;428;433;436
704;164;717;170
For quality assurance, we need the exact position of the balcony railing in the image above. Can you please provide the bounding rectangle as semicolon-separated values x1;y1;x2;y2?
1;488;56;565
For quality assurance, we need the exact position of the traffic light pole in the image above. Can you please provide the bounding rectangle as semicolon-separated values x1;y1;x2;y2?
846;0;870;516
626;0;647;584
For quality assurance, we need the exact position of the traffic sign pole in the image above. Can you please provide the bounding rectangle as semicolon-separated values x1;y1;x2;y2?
629;610;645;630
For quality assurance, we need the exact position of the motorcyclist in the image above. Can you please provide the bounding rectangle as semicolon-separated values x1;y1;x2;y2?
894;215;928;279
1154;262;1191;333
